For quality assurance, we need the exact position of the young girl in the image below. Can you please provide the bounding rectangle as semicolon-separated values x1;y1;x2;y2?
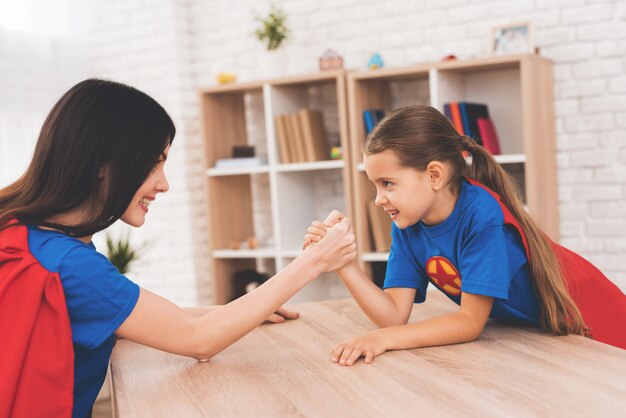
0;79;356;417
305;105;625;366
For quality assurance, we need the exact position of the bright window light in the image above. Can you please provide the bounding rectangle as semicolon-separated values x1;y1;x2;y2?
0;0;71;35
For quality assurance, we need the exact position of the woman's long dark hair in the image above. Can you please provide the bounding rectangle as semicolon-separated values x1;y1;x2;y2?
0;78;175;237
365;105;586;336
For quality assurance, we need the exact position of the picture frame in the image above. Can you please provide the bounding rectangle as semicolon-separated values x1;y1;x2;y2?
490;22;534;56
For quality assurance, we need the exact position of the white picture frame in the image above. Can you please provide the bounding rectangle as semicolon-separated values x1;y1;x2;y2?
490;22;534;56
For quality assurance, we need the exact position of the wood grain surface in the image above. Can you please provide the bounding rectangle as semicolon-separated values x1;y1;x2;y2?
110;291;626;418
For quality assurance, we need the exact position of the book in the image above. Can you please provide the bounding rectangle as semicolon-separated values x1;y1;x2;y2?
298;108;329;161
449;102;465;135
465;103;489;146
443;103;452;120
368;201;392;252
286;113;307;162
214;157;267;168
458;102;472;137
274;114;291;163
477;117;501;155
363;110;375;135
363;109;385;136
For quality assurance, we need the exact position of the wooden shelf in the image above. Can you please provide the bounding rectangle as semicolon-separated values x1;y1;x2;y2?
212;249;277;259
200;71;352;303
207;165;271;177
361;252;390;262
275;160;344;172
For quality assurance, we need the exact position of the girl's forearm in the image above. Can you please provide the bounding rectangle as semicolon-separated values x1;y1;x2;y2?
337;262;406;327
381;311;485;350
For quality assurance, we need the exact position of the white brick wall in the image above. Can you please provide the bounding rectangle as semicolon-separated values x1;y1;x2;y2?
84;0;211;306
188;0;626;291
3;0;625;304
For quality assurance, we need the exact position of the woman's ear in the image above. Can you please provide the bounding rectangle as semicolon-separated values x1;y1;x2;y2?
425;161;446;191
98;164;109;179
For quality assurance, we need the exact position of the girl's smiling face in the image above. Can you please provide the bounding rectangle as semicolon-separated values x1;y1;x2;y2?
121;145;170;227
364;150;452;229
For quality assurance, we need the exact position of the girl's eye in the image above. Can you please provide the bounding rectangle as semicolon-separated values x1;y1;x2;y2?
382;181;392;188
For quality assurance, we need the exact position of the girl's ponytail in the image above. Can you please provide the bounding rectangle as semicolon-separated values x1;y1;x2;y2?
462;136;586;336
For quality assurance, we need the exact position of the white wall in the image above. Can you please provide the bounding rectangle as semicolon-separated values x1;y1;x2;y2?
189;0;626;292
2;0;624;306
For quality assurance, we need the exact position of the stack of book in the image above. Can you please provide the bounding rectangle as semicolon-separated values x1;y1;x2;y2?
368;201;392;252
363;109;385;136
443;102;501;155
274;109;330;163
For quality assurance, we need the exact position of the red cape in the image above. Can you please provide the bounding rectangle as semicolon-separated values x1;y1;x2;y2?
467;179;626;349
0;221;74;417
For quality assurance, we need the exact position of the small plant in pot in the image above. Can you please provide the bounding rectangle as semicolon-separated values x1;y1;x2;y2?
106;231;141;275
254;5;290;76
254;5;290;51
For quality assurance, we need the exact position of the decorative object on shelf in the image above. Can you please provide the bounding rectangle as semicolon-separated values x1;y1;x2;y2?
216;72;237;85
229;240;240;250
246;236;258;249
440;54;457;62
319;49;344;71
231;269;269;301
106;231;142;275
490;21;534;56
232;145;255;158
212;64;237;85
214;145;268;168
367;52;384;70
330;146;342;160
255;5;290;77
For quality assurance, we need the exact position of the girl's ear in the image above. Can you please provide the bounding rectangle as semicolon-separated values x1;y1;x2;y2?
425;161;446;191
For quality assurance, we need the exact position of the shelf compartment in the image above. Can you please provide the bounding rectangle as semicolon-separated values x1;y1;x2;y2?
268;72;348;165
201;84;268;168
214;258;276;303
274;169;348;251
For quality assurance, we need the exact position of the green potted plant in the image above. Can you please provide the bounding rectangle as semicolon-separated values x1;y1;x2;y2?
106;231;141;275
254;5;290;76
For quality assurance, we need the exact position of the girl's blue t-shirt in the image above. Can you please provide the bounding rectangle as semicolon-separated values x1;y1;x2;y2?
384;180;541;325
27;225;140;418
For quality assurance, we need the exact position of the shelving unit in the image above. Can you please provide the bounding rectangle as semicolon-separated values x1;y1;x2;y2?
347;54;557;279
200;54;558;302
200;71;352;304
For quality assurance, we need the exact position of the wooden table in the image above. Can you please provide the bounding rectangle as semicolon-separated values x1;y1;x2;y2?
110;291;626;417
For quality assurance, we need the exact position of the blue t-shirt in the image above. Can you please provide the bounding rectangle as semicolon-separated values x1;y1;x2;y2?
27;226;140;418
384;180;541;325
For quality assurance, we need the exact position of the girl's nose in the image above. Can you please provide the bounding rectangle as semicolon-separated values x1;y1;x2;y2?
374;192;386;206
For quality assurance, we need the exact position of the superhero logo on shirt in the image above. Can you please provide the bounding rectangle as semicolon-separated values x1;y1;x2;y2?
426;256;462;296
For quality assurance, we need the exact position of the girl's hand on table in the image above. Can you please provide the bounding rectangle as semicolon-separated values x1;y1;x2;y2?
332;330;388;366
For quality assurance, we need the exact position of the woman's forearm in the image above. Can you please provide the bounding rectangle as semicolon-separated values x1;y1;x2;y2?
336;262;406;327
192;254;321;359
